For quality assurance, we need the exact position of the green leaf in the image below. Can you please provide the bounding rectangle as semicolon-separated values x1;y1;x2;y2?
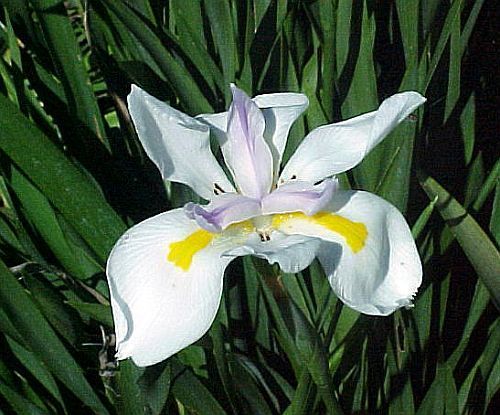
170;360;227;415
22;272;83;345
228;356;274;415
0;93;126;262
460;93;475;165
418;172;500;310
444;4;462;122
209;317;240;414
412;195;438;240
243;256;272;349
283;370;314;415
6;337;65;411
96;0;212;114
0;258;109;414
416;359;458;415
168;3;224;95
9;167;95;278
0;382;47;415
30;0;106;141
66;300;113;327
203;0;238;103
289;302;344;415
491;180;500;245
112;359;145;415
472;158;500;212
137;361;171;415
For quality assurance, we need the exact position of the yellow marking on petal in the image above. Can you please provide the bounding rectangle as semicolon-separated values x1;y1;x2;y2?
272;211;368;253
225;220;254;234
167;229;214;271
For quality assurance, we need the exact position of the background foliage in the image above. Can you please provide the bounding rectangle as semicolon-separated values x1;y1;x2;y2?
0;0;498;413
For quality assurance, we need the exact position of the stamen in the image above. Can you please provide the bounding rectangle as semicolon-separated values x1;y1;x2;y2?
213;183;225;195
259;232;271;242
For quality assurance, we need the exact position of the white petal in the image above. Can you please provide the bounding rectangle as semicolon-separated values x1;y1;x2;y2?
280;92;426;183
253;92;309;177
197;91;309;179
225;85;274;198
274;191;422;315
106;208;236;366
127;85;234;200
223;231;320;274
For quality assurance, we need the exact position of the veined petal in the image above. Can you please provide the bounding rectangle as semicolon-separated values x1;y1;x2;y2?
106;208;237;366
185;193;261;232
128;85;234;200
273;191;422;315
225;85;274;198
197;90;308;184
280;92;426;183
253;92;309;178
223;231;321;274
261;179;338;216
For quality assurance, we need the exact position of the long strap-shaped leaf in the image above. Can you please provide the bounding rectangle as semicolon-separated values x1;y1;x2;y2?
0;93;126;261
0;259;109;414
96;0;213;114
30;0;107;142
418;171;500;310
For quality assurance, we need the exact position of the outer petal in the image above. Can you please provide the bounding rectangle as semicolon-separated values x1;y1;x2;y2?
225;85;274;198
197;91;308;179
185;193;261;232
274;191;422;315
280;92;426;183
128;85;234;200
106;208;235;366
253;92;309;177
261;179;338;216
223;231;321;274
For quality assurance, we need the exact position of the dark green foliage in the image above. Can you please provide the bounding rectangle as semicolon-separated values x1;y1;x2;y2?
0;0;497;413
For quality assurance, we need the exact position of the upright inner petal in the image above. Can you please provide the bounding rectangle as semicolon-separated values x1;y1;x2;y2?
225;85;274;199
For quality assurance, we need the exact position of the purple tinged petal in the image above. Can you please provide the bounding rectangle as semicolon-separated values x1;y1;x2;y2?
261;179;338;216
225;85;274;199
185;193;261;232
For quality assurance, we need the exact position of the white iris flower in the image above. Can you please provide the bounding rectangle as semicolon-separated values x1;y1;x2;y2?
107;84;426;366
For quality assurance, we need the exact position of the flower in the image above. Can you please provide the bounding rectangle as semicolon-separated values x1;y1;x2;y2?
107;84;425;366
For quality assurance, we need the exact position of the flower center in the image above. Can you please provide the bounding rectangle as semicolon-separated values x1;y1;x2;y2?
251;215;272;233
